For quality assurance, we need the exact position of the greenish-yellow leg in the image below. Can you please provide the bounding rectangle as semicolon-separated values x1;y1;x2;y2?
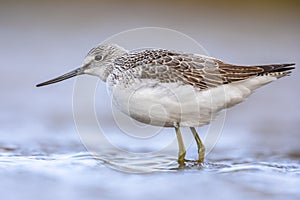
190;127;205;163
175;127;186;165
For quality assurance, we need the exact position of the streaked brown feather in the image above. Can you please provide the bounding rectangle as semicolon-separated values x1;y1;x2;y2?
113;49;295;90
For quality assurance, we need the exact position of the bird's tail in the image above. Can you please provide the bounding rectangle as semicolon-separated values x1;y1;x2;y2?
257;63;295;78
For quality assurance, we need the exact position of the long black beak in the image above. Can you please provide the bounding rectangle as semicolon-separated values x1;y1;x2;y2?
36;67;84;87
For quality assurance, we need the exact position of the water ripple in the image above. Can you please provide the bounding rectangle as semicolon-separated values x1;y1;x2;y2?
1;150;299;175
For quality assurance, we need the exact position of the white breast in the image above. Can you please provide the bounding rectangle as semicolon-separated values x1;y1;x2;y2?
108;76;277;127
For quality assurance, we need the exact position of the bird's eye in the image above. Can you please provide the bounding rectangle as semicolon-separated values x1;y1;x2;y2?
95;55;103;61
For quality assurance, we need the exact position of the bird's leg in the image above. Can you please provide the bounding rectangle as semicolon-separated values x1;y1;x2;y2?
190;127;205;163
175;127;186;166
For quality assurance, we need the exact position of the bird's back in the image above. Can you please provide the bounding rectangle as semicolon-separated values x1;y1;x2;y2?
109;49;294;89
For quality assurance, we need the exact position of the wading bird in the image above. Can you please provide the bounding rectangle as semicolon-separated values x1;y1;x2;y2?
37;44;295;166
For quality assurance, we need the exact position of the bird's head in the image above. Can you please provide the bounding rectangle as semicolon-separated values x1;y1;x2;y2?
36;43;127;87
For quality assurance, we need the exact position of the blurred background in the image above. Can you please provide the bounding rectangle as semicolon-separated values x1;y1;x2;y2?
0;0;299;200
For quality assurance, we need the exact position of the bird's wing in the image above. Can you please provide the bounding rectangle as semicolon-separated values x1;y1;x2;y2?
115;50;295;90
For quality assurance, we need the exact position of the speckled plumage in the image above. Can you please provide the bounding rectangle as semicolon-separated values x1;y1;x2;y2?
104;48;294;92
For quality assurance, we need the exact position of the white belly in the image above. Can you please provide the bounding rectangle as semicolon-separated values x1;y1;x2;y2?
108;76;276;127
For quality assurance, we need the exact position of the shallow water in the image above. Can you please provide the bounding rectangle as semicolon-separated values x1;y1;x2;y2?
1;128;300;200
